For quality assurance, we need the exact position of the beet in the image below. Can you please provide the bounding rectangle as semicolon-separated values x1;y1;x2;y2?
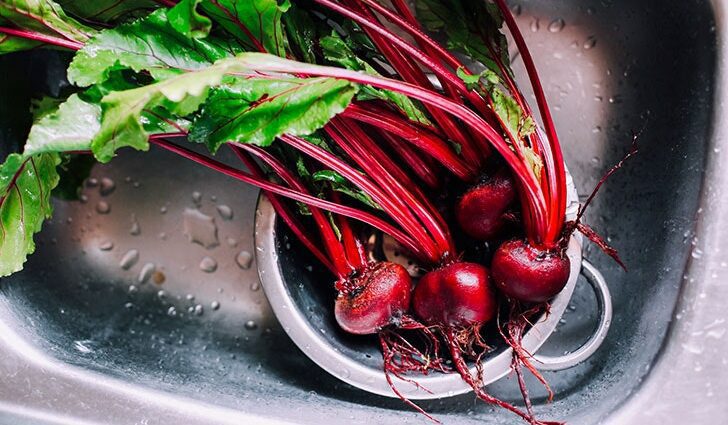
334;262;412;335
456;171;516;240
491;239;570;303
412;261;497;328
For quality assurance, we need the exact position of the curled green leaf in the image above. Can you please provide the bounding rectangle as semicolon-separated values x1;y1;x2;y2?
0;152;60;277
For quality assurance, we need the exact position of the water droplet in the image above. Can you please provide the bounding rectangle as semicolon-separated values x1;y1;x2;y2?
692;248;704;259
129;214;141;236
96;201;111;214
707;328;726;339
192;191;202;206
167;306;177;317
194;304;204;316
99;241;114;251
157;290;166;299
530;19;540;32
138;263;156;283
216;205;234;220
250;282;261;292
183;208;219;249
548;18;565;33
158;232;167;240
128;284;138;294
160;206;168;214
86;178;99;188
186;294;195;302
79;194;88;204
245;320;258;330
124;302;134;310
226;237;238;247
199;256;218;273
133;181;141;188
211;301;220;310
73;340;94;354
512;4;522;16
152;271;166;285
119;249;139;270
583;36;597;50
236;250;253;270
99;177;116;196
592;126;602;133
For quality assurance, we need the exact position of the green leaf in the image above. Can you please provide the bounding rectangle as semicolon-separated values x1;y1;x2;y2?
457;67;499;91
0;152;60;277
56;0;158;23
25;94;101;156
312;169;380;210
0;33;41;54
491;88;542;176
168;0;211;39
0;0;94;44
30;96;65;121
90;63;224;161
320;32;431;126
189;74;358;152
416;0;509;79
282;4;318;63
68;7;241;86
199;0;291;56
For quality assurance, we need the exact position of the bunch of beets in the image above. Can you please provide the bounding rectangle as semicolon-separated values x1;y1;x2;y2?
0;0;630;423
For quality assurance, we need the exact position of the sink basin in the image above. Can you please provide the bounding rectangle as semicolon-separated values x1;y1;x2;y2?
1;0;725;424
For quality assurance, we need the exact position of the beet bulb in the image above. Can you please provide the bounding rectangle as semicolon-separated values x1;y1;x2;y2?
335;261;412;335
491;239;570;303
456;171;516;240
412;262;497;328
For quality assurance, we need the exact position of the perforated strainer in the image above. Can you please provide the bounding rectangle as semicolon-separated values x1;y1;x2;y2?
254;170;612;399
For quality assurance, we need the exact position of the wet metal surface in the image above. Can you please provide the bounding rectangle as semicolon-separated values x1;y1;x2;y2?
0;0;723;423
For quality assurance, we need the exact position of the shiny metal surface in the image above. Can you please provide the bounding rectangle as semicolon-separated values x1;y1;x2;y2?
534;260;613;371
0;0;723;423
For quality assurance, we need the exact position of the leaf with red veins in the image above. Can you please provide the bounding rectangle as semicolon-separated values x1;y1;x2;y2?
68;7;242;87
0;0;94;45
189;74;358;152
0;152;60;277
199;0;290;56
56;0;159;24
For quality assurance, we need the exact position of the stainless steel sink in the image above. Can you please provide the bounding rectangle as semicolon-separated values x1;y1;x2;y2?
1;0;726;423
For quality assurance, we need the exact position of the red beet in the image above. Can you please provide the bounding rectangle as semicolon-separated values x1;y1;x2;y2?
491;239;570;303
335;262;412;335
456;171;516;240
412;262;497;328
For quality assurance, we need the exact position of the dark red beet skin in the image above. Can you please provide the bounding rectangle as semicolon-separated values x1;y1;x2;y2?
491;239;570;303
335;262;412;335
456;171;516;240
413;262;497;328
